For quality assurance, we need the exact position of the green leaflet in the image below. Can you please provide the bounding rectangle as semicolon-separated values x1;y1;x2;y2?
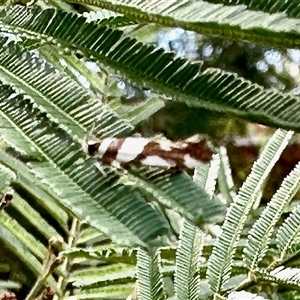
202;0;300;19
2;7;300;131
0;149;69;230
2;2;300;298
207;129;293;294
122;167;224;225
0;82;171;248
136;248;165;300
276;204;300;257
174;156;220;299
0;37;223;240
243;161;300;270
61;0;300;48
0;212;60;294
0;37;134;139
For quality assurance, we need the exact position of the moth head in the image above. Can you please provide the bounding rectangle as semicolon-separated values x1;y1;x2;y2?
81;135;101;156
87;140;101;156
82;123;101;157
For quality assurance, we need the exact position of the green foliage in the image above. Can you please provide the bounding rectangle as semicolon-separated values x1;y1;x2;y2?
136;248;165;300
133;130;300;299
243;160;300;270
2;7;300;131
61;0;300;48
0;0;300;299
207;129;293;293
203;0;300;18
174;156;219;300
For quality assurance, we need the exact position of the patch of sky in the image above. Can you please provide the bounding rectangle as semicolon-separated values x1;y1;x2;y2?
264;50;283;73
158;27;199;60
202;43;214;58
287;49;300;64
256;60;268;72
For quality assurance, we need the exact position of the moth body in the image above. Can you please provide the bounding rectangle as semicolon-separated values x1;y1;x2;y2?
0;189;13;210
83;134;214;170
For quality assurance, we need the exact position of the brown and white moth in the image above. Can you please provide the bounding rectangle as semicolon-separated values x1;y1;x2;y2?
0;189;13;211
82;133;215;170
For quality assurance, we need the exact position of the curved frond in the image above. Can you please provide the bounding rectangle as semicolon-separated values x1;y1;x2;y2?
136;248;165;300
2;7;300;131
174;221;203;300
0;155;67;296
0;152;64;295
0;35;224;231
83;10;136;27
0;35;224;249
207;129;293;294
243;161;300;270
63;0;300;48
262;267;300;287
276;204;300;257
122;167;223;225
0;212;59;293
0;82;171;248
203;0;300;19
56;221;139;299
0;37;134;139
0;150;69;231
0;210;47;260
174;154;219;299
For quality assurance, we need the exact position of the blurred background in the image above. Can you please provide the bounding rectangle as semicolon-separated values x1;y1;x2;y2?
77;24;300;201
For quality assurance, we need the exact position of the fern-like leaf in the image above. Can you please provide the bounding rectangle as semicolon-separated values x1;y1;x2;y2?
136;248;165;300
174;221;203;300
0;212;59;294
59;0;300;48
243;161;300;270
203;0;300;19
277;204;300;257
207;129;293;294
259;267;300;288
0;36;223;234
0;149;69;230
0;82;170;248
0;38;134;139
174;154;220;299
121;167;223;225
2;7;300;131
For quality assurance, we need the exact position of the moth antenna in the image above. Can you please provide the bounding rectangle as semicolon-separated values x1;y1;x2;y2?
85;122;96;143
82;122;100;157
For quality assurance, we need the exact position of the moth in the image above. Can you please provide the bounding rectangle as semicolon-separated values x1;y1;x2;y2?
82;133;215;171
0;189;13;211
